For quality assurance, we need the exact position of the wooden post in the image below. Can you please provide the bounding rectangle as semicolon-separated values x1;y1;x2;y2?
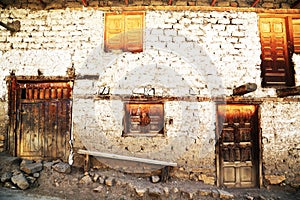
233;83;257;96
84;154;90;173
251;0;260;7
211;0;217;6
276;86;300;97
161;166;170;183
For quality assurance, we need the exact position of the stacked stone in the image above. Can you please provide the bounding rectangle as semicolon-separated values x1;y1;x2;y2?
0;158;71;190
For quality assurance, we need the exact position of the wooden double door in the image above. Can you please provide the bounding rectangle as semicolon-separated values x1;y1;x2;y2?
8;77;73;161
217;104;260;188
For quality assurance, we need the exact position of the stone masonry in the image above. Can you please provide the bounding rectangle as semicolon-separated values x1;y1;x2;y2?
0;7;299;187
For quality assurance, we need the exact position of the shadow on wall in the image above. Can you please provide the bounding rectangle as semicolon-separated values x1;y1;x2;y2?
73;27;225;173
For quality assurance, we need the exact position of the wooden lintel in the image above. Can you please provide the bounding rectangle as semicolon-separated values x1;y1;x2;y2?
233;83;257;96
292;0;300;8
251;0;260;7
211;0;217;6
276;86;300;97
78;149;177;167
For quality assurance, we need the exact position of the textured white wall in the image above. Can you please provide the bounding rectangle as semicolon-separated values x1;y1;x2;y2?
0;8;299;185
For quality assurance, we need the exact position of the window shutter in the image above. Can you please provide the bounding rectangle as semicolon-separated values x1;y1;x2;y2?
105;14;124;52
292;19;300;53
124;12;144;53
259;17;293;86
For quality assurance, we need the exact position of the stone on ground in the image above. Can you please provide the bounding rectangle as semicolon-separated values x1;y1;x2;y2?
151;175;160;183
1;171;12;182
11;173;30;190
93;185;104;192
135;188;147;197
20;162;43;174
149;187;163;196
218;189;234;199
105;177;115;186
79;175;92;184
52;162;71;174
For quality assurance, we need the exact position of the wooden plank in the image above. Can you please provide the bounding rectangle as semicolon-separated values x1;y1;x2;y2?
211;0;217;6
251;0;260;7
233;83;257;96
276;86;300;97
78;149;177;167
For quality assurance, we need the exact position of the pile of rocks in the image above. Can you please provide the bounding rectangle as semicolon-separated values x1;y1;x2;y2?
77;169;235;199
0;157;71;190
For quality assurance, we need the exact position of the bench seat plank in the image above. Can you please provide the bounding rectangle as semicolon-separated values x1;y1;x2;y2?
78;149;177;167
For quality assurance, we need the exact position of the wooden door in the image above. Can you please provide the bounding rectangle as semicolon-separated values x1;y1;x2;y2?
259;17;294;87
217;104;260;188
16;81;72;161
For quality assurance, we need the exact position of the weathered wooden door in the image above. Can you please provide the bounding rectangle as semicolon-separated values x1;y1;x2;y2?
259;17;294;87
15;81;73;161
217;104;260;188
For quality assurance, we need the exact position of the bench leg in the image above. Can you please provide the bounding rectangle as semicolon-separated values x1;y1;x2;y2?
84;154;90;173
161;166;170;183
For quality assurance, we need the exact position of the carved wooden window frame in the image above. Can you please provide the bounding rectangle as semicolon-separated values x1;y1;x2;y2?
122;101;165;137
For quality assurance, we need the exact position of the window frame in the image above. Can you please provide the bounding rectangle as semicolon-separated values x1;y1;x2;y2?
122;101;165;137
104;11;145;53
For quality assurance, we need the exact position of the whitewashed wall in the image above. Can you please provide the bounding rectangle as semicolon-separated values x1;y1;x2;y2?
0;8;299;186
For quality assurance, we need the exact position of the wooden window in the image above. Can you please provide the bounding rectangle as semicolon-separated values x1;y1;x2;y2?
259;16;300;87
104;12;144;53
123;102;164;136
291;19;300;53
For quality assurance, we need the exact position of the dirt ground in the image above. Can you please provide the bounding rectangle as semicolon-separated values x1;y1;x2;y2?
0;152;299;200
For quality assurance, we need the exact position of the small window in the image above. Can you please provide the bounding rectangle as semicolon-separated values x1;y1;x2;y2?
104;12;144;53
123;102;164;136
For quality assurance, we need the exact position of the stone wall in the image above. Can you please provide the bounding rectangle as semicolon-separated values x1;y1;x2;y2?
261;101;300;187
0;8;299;186
0;101;8;152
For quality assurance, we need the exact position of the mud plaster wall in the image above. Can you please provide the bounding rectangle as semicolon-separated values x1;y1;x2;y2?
261;101;300;187
0;8;299;185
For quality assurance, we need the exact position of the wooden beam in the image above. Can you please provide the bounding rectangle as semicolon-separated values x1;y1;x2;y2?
251;0;260;7
211;0;217;6
0;21;20;32
276;86;300;97
78;149;177;167
233;83;257;96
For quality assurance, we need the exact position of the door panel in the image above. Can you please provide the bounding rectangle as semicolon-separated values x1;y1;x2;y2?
259;17;294;86
19;103;43;157
217;104;259;188
17;81;72;161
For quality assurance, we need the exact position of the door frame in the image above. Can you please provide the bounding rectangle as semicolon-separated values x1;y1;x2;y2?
215;101;262;188
6;75;74;161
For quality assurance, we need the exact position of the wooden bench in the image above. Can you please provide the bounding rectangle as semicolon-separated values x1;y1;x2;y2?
78;149;177;182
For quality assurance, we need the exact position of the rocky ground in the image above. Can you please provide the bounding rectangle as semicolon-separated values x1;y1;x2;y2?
0;152;299;200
